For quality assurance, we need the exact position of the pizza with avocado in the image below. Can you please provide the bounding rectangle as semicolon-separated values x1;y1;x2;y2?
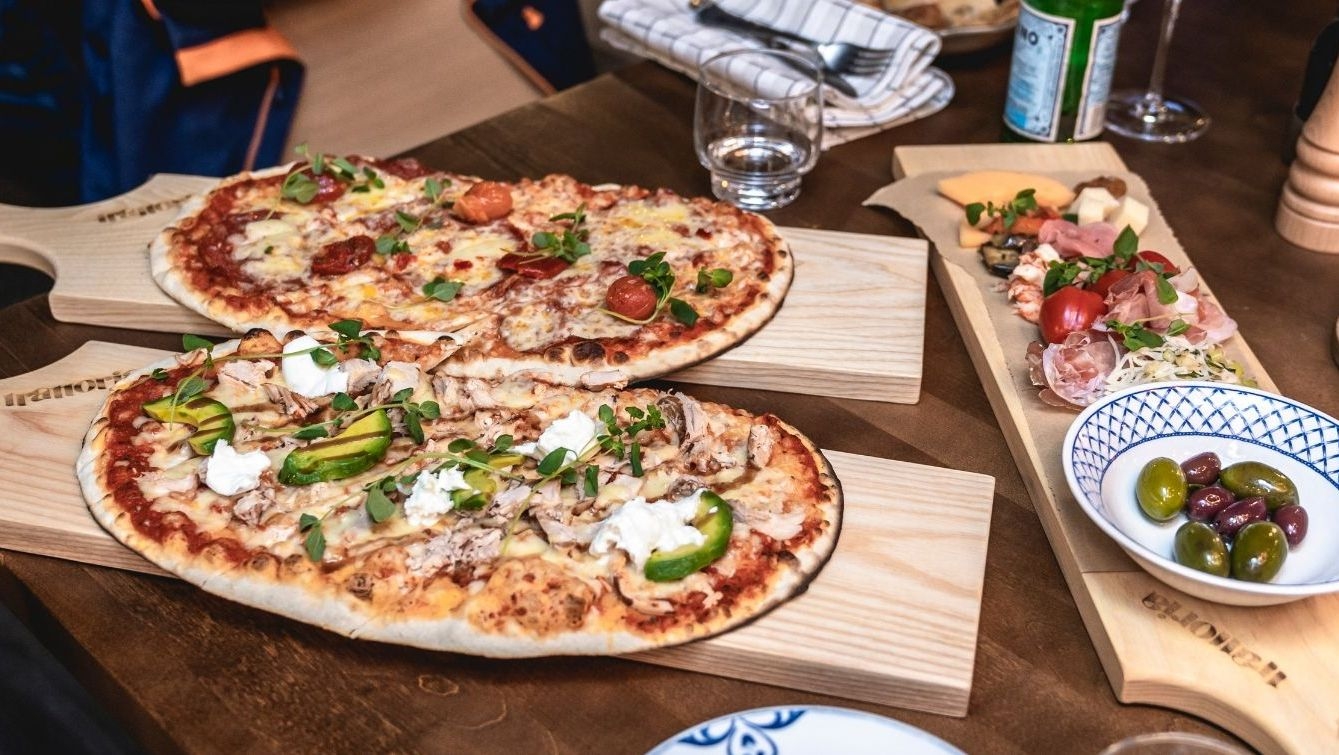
149;152;792;388
77;327;841;656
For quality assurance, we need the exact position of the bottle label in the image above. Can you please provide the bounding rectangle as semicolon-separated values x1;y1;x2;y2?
1004;6;1075;142
1076;14;1123;140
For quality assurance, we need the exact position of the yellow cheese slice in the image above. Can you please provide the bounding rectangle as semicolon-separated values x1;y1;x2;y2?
937;170;1076;209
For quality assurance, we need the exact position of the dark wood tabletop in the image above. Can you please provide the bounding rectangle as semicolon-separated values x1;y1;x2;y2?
3;1;1338;752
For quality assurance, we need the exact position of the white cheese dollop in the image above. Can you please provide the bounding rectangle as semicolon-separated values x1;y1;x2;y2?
281;335;350;398
203;439;271;496
514;410;598;464
588;492;706;569
403;467;472;528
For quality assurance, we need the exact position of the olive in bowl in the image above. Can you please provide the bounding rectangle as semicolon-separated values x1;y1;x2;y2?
1062;382;1339;607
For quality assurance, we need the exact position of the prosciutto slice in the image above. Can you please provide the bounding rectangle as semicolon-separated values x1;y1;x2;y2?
1038;219;1119;260
1026;330;1121;410
1106;269;1237;345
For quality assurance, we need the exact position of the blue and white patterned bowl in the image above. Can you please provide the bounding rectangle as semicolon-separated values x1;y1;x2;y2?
647;705;964;755
1062;381;1339;606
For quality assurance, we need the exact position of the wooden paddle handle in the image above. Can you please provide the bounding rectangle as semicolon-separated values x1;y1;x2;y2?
0;174;226;334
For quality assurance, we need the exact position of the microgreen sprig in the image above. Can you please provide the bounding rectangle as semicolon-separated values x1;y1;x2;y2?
1106;320;1165;351
594;403;666;477
422;276;464;303
281;145;385;205
298;513;326;560
965;188;1037;230
529;204;592;263
288;386;439;443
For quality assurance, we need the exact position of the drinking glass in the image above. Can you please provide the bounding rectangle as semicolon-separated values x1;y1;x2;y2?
1106;0;1210;142
694;48;823;211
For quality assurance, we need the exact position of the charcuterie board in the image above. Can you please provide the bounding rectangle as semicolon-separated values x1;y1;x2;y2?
871;142;1339;755
0;175;926;403
0;341;994;717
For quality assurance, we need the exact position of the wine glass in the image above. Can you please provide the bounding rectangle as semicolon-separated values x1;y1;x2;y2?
1106;0;1210;142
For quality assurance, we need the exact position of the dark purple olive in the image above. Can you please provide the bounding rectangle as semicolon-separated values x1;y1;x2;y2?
1214;496;1268;539
1186;485;1235;522
1272;504;1309;547
1181;452;1222;487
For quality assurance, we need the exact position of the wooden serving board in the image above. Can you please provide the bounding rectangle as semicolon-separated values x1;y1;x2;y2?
876;142;1338;755
0;175;926;404
0;342;994;717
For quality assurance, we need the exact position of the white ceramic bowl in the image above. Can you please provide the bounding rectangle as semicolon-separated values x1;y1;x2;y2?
1063;381;1339;606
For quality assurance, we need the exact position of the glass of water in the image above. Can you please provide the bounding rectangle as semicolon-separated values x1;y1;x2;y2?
694;48;823;211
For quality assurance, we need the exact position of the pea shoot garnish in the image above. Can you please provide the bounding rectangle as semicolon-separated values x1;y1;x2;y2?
281;145;384;204
530;204;592;263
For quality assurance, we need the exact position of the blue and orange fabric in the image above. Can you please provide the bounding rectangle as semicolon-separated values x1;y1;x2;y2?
78;0;303;201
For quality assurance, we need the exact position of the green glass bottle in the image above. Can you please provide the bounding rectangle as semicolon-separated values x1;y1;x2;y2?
1003;0;1126;142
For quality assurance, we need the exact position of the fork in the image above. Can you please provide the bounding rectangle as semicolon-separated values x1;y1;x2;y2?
691;1;898;77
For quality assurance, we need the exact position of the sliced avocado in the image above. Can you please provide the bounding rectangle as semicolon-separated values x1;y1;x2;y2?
644;491;733;583
450;467;498;511
142;394;235;456
488;452;525;469
279;409;391;486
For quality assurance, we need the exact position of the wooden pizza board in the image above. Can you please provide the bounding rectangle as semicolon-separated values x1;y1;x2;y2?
0;175;926;404
0;342;994;717
878;142;1337;755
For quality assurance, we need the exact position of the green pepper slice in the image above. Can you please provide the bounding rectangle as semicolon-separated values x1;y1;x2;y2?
142;394;235;456
644;491;733;583
279;409;391;486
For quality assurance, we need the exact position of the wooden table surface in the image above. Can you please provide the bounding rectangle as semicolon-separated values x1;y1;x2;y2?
3;1;1338;752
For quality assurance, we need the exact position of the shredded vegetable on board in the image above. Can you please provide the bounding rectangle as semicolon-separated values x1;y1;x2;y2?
1103;336;1254;394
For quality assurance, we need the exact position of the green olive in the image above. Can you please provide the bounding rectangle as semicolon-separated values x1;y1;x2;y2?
1136;457;1188;521
1230;521;1288;583
1173;521;1229;577
1219;461;1298;512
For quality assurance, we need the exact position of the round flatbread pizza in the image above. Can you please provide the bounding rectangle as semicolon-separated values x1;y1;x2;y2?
149;154;793;387
77;328;842;656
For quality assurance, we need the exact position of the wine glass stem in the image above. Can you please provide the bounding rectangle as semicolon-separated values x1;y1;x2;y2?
1144;0;1183;108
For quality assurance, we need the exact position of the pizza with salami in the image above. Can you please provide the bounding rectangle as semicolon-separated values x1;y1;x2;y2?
77;328;842;656
148;153;793;387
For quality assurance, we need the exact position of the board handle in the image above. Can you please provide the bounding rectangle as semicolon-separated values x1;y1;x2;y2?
0;174;226;334
0;173;217;275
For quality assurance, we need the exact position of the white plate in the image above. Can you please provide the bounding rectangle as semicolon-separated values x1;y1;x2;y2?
647;705;964;755
938;19;1016;55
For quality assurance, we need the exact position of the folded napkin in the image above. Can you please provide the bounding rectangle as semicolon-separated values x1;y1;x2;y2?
597;0;954;146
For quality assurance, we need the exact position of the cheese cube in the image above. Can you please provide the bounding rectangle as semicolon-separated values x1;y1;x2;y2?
1108;196;1150;236
959;218;992;248
1071;187;1120;225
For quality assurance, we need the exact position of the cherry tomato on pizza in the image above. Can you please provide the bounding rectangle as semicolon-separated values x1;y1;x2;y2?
605;275;658;320
1039;286;1107;344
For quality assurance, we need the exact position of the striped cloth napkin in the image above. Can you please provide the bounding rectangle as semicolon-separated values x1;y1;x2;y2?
597;0;954;146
